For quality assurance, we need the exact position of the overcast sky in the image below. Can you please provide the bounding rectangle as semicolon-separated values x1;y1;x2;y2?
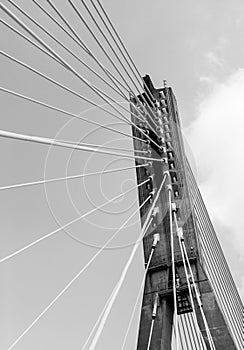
0;0;244;349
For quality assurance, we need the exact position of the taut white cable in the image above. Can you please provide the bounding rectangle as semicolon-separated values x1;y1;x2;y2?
168;188;179;350
7;194;151;350
0;51;144;127
181;240;216;350
173;212;205;350
0;83;145;143
0;178;149;264
94;0;158;114
1;4;160;149
7;0;126;102
146;293;159;350
79;0;159;131
0;128;162;162
42;0;157;134
5;0;150;128
89;173;168;350
0;163;149;191
82;218;157;350
120;234;160;349
31;0;152;128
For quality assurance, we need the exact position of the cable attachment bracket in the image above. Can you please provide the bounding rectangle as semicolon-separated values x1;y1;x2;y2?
171;202;177;213
177;227;184;241
152;206;159;217
152;233;160;248
163;170;170;177
166;184;172;192
152;293;159;319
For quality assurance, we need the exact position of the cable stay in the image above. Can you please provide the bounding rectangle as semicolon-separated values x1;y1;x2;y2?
1;2;239;349
171;207;204;350
0;163;149;191
25;6;144;129
45;0;139;96
93;0;158;115
68;0;153;123
82;227;160;350
178;230;204;349
187;313;202;350
6;191;152;350
121;233;160;350
1;4;161;149
4;0;159;138
32;0;154;130
178;317;185;350
35;0;161;137
0;51;150;144
172;209;216;350
19;0;130;102
186;166;243;343
181;239;216;350
146;293;159;350
78;0;159;131
179;314;191;350
0;86;147;144
69;0;136;95
3;1;149;127
58;139;148;154
88;0;147;95
0;177;149;265
88;172;168;350
0;128;163;163
3;0;161;136
46;0;90;55
168;186;179;349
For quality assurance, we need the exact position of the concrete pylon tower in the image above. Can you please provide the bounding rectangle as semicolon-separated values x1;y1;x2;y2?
130;76;243;350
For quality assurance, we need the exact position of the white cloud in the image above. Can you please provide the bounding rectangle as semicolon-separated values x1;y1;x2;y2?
204;36;229;70
200;36;230;87
205;51;224;68
186;69;244;301
199;75;216;86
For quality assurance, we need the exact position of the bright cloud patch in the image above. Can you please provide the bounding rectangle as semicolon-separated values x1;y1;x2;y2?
186;69;244;301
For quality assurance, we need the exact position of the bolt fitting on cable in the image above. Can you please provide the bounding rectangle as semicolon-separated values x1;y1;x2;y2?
152;206;159;217
152;221;157;229
158;118;163;125
152;233;160;248
166;184;172;192
171;202;177;212
177;227;184;240
157;136;165;144
156;126;163;133
143;129;149;135
163;170;170;177
162;157;168;163
138;122;146;129
152;293;159;318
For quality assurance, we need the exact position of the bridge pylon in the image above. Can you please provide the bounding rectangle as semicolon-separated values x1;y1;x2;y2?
131;76;243;350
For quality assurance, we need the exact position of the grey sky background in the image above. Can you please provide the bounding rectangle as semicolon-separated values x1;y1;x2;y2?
0;0;244;349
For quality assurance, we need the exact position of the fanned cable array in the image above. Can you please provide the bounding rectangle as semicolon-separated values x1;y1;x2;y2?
0;1;243;350
0;1;167;349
